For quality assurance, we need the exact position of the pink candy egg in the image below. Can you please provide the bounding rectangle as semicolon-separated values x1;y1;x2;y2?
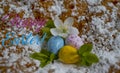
65;34;84;49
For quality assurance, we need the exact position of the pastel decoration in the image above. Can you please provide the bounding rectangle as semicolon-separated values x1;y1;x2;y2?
2;32;15;47
2;14;46;32
1;32;46;47
65;34;84;49
21;35;27;45
58;45;80;64
47;36;64;54
39;33;46;44
13;38;20;45
50;17;79;38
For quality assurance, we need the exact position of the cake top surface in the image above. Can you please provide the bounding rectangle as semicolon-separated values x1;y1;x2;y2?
0;0;120;73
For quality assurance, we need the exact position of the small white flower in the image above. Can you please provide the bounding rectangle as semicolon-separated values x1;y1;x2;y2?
50;17;79;38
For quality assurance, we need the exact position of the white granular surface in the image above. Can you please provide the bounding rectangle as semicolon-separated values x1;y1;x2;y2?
0;0;120;73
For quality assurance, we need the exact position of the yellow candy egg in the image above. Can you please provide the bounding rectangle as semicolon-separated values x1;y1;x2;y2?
58;45;80;64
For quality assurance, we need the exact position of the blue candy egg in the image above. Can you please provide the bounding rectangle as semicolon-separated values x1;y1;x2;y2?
47;36;64;54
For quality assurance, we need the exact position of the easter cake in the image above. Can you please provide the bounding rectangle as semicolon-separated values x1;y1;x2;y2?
0;0;120;73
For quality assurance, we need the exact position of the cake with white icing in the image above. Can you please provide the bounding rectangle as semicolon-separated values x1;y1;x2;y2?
0;0;120;73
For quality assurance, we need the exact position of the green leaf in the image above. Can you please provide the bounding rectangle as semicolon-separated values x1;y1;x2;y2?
50;53;56;61
79;58;86;66
45;36;52;41
46;60;51;65
45;20;55;28
30;52;48;59
39;53;55;68
77;57;93;66
41;27;51;34
40;60;47;68
30;55;44;61
41;20;55;41
40;49;51;56
85;61;92;66
41;27;52;41
77;44;99;66
83;52;99;63
78;44;93;55
30;49;56;68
